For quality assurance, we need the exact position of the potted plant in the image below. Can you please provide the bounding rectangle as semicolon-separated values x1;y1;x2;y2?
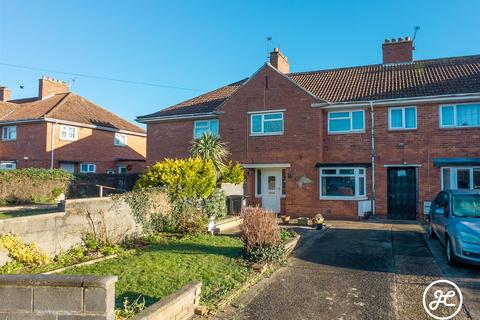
280;215;290;224
313;213;325;230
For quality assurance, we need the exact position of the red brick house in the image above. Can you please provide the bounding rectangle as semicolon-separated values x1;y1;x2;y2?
0;77;146;174
137;38;480;220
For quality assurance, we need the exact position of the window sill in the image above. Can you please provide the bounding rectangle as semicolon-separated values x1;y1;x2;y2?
319;196;368;201
114;144;127;147
388;128;417;132
60;138;77;142
439;126;480;130
250;132;284;137
327;130;365;135
1;139;16;142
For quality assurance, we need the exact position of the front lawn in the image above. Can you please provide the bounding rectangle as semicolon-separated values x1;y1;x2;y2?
62;234;251;309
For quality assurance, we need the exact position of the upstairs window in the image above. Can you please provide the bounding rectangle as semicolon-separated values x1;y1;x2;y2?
250;112;284;135
60;125;78;141
194;119;219;139
389;106;417;130
440;104;480;128
2;126;16;141
80;163;96;173
114;133;127;146
328;110;364;133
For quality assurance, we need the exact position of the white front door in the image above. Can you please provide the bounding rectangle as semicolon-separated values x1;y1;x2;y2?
261;169;282;212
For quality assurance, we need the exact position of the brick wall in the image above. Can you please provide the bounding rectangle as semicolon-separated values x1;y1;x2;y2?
0;197;140;255
145;64;480;220
133;282;201;320
0;274;117;320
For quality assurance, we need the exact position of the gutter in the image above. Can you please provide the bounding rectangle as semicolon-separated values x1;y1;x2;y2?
136;112;219;123
311;93;480;109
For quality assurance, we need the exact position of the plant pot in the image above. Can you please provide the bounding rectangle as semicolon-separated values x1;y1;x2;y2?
316;223;324;230
281;215;290;224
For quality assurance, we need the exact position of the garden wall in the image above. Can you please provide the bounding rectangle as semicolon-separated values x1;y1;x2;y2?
0;197;139;255
0;274;117;320
133;281;202;320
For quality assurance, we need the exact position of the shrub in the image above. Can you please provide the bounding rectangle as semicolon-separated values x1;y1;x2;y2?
204;188;227;219
220;161;245;184
172;197;208;234
190;132;230;177
0;233;50;268
245;244;285;263
0;168;72;204
120;188;173;234
135;158;216;200
280;229;297;241
241;206;281;262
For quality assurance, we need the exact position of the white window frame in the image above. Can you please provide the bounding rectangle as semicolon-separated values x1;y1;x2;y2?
327;110;365;134
60;125;78;141
439;103;480;128
250;112;284;136
2;126;16;141
193;119;219;139
388;106;417;130
114;133;127;146
255;169;262;197
441;166;480;190
80;163;96;173
0;161;16;170
319;167;367;200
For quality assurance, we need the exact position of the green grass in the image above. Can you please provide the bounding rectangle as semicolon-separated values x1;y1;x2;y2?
0;208;59;219
62;235;251;310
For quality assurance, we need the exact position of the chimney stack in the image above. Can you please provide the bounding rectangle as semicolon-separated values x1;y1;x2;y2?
382;36;413;64
38;76;69;99
269;48;290;73
0;86;11;102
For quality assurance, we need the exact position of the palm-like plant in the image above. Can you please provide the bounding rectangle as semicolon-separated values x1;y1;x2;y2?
190;132;230;177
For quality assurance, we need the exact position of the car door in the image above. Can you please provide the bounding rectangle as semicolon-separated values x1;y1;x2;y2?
436;192;450;245
430;193;442;234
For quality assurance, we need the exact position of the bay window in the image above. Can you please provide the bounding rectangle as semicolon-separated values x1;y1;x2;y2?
440;104;480;128
328;110;364;133
320;167;366;199
441;167;480;190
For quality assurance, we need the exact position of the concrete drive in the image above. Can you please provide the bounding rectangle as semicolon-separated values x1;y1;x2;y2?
214;221;479;320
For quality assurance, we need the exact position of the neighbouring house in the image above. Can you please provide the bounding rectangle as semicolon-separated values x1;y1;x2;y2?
0;76;146;174
137;37;480;220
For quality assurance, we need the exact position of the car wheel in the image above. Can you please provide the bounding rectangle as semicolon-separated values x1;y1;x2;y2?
446;237;458;266
428;224;437;239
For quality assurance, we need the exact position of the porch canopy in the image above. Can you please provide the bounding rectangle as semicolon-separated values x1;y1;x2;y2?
433;158;480;167
241;163;291;169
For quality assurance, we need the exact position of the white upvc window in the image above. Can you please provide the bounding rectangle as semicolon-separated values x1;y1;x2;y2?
60;125;78;141
0;161;16;170
194;119;219;139
328;110;365;133
389;106;417;130
255;169;262;197
441;167;480;190
80;163;96;173
440;103;480;128
320;167;367;199
2;126;16;141
250;112;284;136
114;133;127;146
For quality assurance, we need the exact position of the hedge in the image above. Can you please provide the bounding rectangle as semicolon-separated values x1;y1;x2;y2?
0;168;73;205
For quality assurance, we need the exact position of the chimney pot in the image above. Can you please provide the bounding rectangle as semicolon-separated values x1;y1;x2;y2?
0;86;11;102
269;48;290;74
405;36;411;41
398;37;404;42
385;39;390;43
391;38;397;43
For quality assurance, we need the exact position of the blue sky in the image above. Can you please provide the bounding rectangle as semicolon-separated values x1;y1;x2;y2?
1;0;479;126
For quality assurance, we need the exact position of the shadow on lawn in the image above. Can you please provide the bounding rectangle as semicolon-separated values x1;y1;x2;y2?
139;242;244;259
116;291;159;309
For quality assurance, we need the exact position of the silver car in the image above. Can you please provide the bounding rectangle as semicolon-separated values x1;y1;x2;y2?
428;189;480;266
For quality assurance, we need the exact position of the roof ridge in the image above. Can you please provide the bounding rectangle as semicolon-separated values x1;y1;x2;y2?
287;54;480;76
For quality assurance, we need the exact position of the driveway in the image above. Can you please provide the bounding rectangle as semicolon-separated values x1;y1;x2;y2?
212;221;479;320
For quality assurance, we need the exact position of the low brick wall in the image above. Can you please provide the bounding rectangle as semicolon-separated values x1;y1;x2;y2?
0;274;117;320
133;282;202;320
0;197;139;255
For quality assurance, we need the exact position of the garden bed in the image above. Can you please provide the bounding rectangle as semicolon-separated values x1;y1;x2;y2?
60;234;251;310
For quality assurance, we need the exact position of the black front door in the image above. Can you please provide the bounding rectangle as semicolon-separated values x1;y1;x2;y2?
387;167;417;220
